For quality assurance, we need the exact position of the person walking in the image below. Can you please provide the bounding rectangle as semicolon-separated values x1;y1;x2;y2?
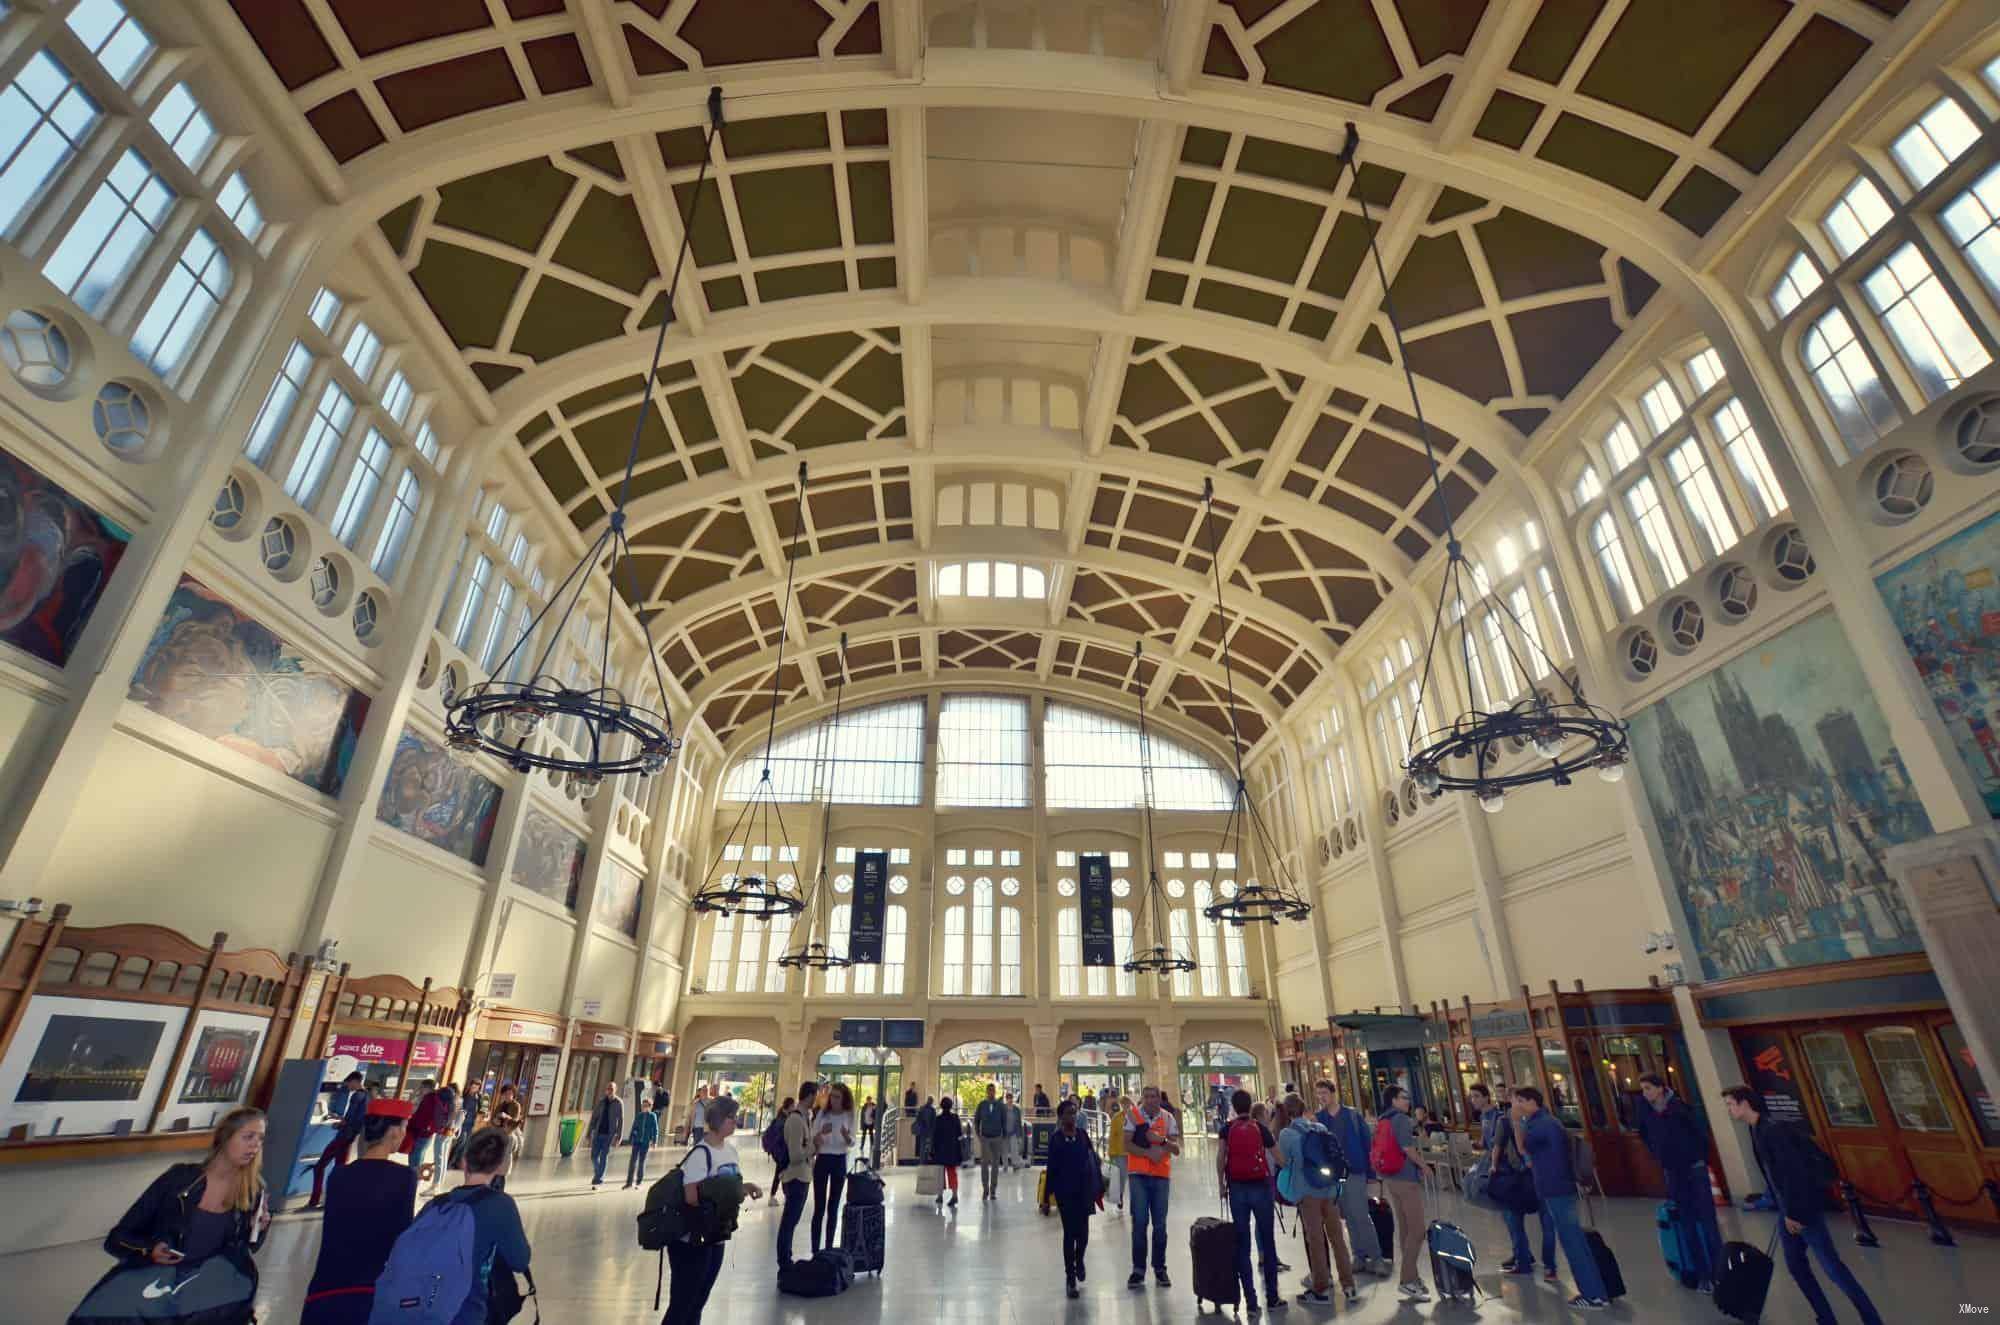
973;1083;1008;1198
1280;1094;1356;1305
302;1098;418;1323
930;1096;965;1209
625;1094;661;1190
1033;1084;1051;1112
106;1107;270;1273
1124;1083;1181;1289
459;1080;483;1135
375;1126;531;1325
1042;1099;1105;1299
1221;1088;1285;1314
405;1081;455;1196
809;1081;855;1252
916;1094;938;1164
489;1082;525;1167
1101;1085;1127;1214
588;1081;626;1189
775;1083;814;1268
307;1072;369;1209
1471;1082;1555;1282
1514;1086;1611;1311
1639;1072;1724;1290
1374;1084;1432;1302
686;1084;710;1144
1724;1086;1884;1325
1310;1079;1385;1277
1004;1091;1025;1169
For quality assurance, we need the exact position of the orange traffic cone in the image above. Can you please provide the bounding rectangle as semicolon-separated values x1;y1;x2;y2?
1709;1159;1729;1208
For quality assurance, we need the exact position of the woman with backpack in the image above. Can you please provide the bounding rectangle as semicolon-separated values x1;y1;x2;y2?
663;1094;762;1325
303;1098;418;1322
1040;1098;1104;1299
1279;1094;1357;1305
369;1127;529;1325
808;1082;855;1253
929;1096;964;1210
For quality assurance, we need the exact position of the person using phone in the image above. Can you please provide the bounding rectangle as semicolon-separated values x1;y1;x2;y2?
106;1107;271;1268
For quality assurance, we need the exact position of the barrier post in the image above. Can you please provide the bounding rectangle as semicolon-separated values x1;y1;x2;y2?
1839;1180;1880;1247
1910;1178;1956;1247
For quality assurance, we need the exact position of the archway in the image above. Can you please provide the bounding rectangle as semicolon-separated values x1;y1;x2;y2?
938;1040;1023;1117
1059;1043;1144;1105
692;1038;780;1135
1179;1041;1262;1129
816;1046;903;1119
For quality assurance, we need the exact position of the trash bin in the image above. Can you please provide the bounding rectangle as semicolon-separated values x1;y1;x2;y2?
558;1116;580;1157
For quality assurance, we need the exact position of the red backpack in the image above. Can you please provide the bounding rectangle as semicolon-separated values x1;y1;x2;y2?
1223;1118;1270;1182
1370;1115;1406;1176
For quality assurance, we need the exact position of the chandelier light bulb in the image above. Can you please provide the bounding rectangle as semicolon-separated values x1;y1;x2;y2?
1533;726;1564;760
1413;763;1441;795
504;704;542;739
1478;787;1506;815
574;771;604;801
1597;754;1628;784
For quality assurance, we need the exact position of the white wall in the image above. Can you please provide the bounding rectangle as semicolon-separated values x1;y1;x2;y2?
327;835;484;985
576;931;637;1026
487;896;577;1015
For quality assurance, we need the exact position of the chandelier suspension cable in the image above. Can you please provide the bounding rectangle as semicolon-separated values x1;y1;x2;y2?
1125;641;1196;976
779;632;855;969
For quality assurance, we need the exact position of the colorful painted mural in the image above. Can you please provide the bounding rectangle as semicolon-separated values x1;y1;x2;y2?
513;808;586;912
600;863;643;939
130;576;370;795
377;726;503;865
1879;510;2000;818
1630;611;1931;981
0;446;130;668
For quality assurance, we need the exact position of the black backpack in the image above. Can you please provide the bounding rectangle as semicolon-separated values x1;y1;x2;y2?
635;1146;703;1249
762;1114;790;1169
779;1249;854;1298
844;1159;883;1207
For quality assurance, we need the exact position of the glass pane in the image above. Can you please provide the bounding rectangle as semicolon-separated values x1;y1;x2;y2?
1937;1022;2000;1147
1799;1031;1876;1128
1862;1027;1954;1133
1567;1038;1604;1129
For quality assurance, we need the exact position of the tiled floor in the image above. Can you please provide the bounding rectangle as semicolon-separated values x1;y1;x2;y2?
12;1153;1995;1322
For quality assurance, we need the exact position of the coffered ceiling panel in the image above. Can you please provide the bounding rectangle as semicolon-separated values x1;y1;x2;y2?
1066;568;1191;644
936;629;1041;673
1113;342;1297;478
1084;475;1237;577
729;330;907;456
1051;639;1159;699
516;362;720;531
1166;669;1268;748
820;632;925;687
763;464;913;556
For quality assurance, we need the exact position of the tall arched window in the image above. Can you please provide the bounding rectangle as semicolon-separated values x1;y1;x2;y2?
1057;910;1081;998
1169;907;1194;998
940;863;1019;996
971;877;994;995
704;912;735;992
1589;513;1639;616
941;900;966;997
824;902;853;994
883;904;908;996
762;913;793;994
1193;881;1221;997
1802;307;1897;457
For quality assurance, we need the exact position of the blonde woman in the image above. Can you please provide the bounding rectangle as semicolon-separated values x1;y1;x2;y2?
106;1106;271;1268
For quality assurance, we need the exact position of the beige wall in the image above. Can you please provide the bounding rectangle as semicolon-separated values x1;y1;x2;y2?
576;932;638;1027
489;897;579;1015
328;836;484;986
0;687;60;815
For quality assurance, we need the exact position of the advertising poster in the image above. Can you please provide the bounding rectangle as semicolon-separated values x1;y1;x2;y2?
850;850;887;963
1080;853;1115;966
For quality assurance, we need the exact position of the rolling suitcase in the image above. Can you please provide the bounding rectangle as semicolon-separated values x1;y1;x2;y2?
1657;1200;1693;1283
1713;1234;1777;1323
1426;1220;1477;1302
1584;1229;1626;1300
841;1199;886;1275
1190;1216;1240;1312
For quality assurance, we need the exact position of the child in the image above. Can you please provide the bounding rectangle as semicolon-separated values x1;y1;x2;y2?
623;1095;661;1189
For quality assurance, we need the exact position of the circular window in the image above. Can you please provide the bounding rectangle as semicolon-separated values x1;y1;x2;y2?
441;661;468;706
91;380;162;459
417;639;441;690
1382;788;1401;825
1343;819;1360;850
1869;451;1934;522
1943;394;2000;470
1714;564;1757;622
1770;525;1816;586
833;874;853;895
1401;779;1421;816
1056;877;1076;897
1219;879;1238;898
1318;834;1332;865
309;555;342;611
0;309;74;391
1625;628;1660;678
1664;598;1704;653
889;875;909;895
1111;877;1130;898
946;875;967;896
1166;878;1185;898
352;590;382;643
260;516;302;579
211;475;251;537
1002;877;1022;897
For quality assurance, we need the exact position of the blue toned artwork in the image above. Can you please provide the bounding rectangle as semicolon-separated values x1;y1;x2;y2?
0;445;130;668
377;726;504;865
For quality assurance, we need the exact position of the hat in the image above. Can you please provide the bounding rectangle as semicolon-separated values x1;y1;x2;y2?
367;1097;415;1120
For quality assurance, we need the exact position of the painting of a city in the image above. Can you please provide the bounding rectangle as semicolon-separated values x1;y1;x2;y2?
1630;611;1931;982
1878;509;2000;818
13;1014;166;1103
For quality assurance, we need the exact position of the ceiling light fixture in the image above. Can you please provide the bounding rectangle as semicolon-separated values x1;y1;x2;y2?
1195;478;1314;927
778;632;857;971
692;460;813;919
1334;124;1630;810
442;88;730;791
1123;640;1199;980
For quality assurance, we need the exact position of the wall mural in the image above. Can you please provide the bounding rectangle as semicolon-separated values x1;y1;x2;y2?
130;575;370;795
513;808;586;913
1630;611;1930;982
0;446;131;668
1879;509;2000;819
600;863;643;939
377;726;504;865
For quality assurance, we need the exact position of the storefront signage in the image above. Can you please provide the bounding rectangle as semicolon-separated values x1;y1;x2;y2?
1303;1033;1335;1054
489;973;516;999
330;1034;447;1068
850;851;887;963
528;1051;559;1117
882;1019;924;1049
837;1018;884;1048
1081;1030;1130;1044
506;1019;561;1045
1080;853;1114;966
1735;1029;1809;1126
592;1031;628;1052
1470;1011;1532;1039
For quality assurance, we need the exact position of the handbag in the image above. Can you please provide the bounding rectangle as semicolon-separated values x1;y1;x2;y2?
488;1265;539;1325
915;1164;943;1197
70;1245;259;1324
1463;1153;1495;1208
1486;1163;1537;1212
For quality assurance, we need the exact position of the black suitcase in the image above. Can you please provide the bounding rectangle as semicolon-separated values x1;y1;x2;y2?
1190;1216;1240;1311
841;1200;885;1275
1426;1220;1477;1302
1714;1238;1776;1322
1584;1228;1625;1300
1369;1193;1394;1253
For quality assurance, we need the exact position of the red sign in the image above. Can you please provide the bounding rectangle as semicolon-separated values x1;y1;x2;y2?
332;1034;447;1068
1981;610;2000;637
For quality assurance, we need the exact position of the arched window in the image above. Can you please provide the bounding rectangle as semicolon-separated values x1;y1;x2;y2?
1712;399;1787;522
1571;463;1603;507
1000;903;1022;997
42;148;175;315
1044;701;1232;810
1193;881;1221;997
1802;308;1897;457
130;226;230;379
283;380;355;506
1860;242;1990;399
971;877;994;995
704;911;735;992
941;899;966;996
720;699;925;804
1589;513;1640;617
1169;906;1194;998
1114;908;1136;997
1622;476;1689;589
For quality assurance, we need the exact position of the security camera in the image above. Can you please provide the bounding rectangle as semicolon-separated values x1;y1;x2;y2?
1659;933;1677;952
1642;935;1660;955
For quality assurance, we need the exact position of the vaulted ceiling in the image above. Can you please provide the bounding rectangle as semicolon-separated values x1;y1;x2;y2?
220;0;1908;752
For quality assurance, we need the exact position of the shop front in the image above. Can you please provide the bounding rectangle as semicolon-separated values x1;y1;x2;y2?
1059;1042;1143;1102
692;1038;780;1135
559;1023;632;1147
464;1010;565;1149
1178;1041;1262;1127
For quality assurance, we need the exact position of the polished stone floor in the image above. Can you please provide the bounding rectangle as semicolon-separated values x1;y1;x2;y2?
12;1151;1996;1322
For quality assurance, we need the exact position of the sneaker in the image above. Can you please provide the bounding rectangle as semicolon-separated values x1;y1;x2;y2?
1543;1267;1560;1284
949;1196;958;1209
1128;1271;1146;1290
1362;1258;1392;1277
1296;1289;1331;1305
1568;1296;1609;1311
1503;1262;1535;1276
1398;1282;1431;1302
1265;1288;1286;1310
1155;1269;1172;1288
1246;1303;1262;1318
1342;1285;1359;1304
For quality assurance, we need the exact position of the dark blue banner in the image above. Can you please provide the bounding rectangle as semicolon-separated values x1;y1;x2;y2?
837;1018;883;1048
850;849;888;963
1081;852;1114;966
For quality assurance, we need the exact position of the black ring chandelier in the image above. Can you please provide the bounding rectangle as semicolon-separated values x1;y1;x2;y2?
1194;479;1314;928
1331;125;1630;814
778;633;857;971
691;461;813;919
1124;640;1200;979
442;89;732;789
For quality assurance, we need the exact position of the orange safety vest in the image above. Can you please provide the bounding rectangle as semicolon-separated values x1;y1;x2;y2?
1125;1104;1174;1179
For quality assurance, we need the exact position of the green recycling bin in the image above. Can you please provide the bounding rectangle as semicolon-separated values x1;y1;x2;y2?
559;1116;581;1157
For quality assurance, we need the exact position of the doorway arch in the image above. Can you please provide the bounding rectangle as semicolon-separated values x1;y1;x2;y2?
1059;1043;1144;1104
816;1046;904;1117
938;1040;1023;1117
692;1038;780;1134
1179;1041;1262;1126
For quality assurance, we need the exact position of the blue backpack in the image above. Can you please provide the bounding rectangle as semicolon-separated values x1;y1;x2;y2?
369;1188;492;1324
1302;1123;1347;1186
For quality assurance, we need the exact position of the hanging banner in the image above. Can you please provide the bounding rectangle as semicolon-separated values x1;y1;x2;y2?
850;850;888;963
1081;852;1115;966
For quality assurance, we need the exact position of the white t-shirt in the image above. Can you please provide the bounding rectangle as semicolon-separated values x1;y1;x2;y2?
813;1110;855;1155
682;1138;743;1186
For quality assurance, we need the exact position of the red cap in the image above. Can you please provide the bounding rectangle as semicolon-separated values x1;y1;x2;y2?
368;1098;416;1120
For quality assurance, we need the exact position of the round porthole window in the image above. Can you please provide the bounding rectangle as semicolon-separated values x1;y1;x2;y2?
260;516;303;579
309;555;342;612
1055;877;1075;896
1714;563;1757;623
353;591;382;643
1166;878;1186;898
833;874;853;894
1868;451;1934;523
1003;877;1023;897
92;380;162;459
1663;598;1704;653
1943;394;2000;470
0;309;74;391
1769;525;1815;587
1624;628;1660;679
211;475;251;537
946;875;968;896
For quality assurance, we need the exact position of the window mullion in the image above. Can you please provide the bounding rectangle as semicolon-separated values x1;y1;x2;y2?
259;356;333;485
349;450;405;559
1905;211;2000;362
1687;408;1762;535
0;10;69;93
15;108;135;266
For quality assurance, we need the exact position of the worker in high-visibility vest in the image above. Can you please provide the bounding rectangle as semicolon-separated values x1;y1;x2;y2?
1123;1084;1182;1288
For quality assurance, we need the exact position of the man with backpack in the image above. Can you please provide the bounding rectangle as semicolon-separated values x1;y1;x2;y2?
1723;1086;1884;1325
1221;1088;1286;1313
1279;1094;1356;1305
369;1126;530;1325
771;1082;814;1271
661;1095;762;1325
1373;1085;1431;1302
588;1081;626;1188
1311;1080;1386;1277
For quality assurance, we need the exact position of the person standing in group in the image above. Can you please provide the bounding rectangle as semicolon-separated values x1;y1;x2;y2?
489;1082;525;1166
1280;1094;1356;1305
587;1081;626;1189
930;1096;965;1210
1513;1086;1611;1311
1313;1080;1386;1277
775;1082;815;1269
106;1107;271;1272
1723;1086;1884;1325
1004;1091;1025;1168
307;1072;369;1209
1101;1085;1127;1214
624;1095;660;1190
1041;1099;1104;1299
1374;1085;1432;1302
1639;1073;1724;1291
916;1094;938;1163
687;1084;710;1144
1124;1083;1181;1289
1471;1083;1554;1282
809;1081;855;1252
1221;1088;1285;1314
860;1096;878;1160
973;1083;1008;1199
302;1099;418;1322
459;1080;484;1136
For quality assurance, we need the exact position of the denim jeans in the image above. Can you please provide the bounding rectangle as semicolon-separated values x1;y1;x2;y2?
591;1132;614;1184
625;1142;651;1187
1781;1213;1884;1325
1228;1180;1279;1300
1501;1201;1555;1267
777;1178;809;1267
663;1238;725;1325
1542;1194;1608;1301
1665;1163;1725;1283
1129;1173;1171;1272
1335;1174;1380;1262
414;1131;448;1183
